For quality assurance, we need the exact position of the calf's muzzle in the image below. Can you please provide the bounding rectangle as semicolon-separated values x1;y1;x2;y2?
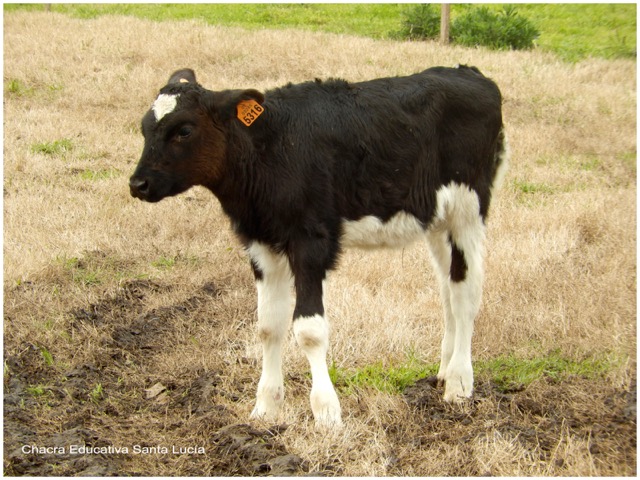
129;175;150;201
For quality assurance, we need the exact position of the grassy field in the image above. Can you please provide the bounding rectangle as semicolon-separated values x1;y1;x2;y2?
4;3;637;61
3;10;637;477
513;3;637;60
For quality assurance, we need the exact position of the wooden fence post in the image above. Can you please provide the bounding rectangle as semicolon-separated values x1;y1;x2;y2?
440;4;450;45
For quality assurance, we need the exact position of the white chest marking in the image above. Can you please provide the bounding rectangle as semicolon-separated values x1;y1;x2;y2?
152;93;179;122
341;211;426;249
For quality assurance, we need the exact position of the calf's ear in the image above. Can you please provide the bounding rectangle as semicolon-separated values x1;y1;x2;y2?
167;68;197;84
237;89;265;105
205;88;265;122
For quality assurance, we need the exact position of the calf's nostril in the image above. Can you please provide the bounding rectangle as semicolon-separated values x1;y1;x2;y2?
129;177;149;196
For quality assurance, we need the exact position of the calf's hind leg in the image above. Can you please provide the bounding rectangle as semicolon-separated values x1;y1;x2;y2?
426;230;456;388
429;184;486;403
442;225;484;402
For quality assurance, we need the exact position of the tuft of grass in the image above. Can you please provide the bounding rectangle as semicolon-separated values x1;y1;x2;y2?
40;346;54;367
151;256;177;269
89;383;104;403
52;251;146;288
576;155;602;172
6;78;33;96
31;138;74;156
26;385;48;397
6;78;62;97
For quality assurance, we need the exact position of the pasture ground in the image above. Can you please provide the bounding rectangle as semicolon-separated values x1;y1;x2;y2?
3;12;637;476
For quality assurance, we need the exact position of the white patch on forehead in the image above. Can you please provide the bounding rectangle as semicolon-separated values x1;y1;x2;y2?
152;93;179;122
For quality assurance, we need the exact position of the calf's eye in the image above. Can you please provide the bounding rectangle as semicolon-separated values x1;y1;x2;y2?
176;125;193;140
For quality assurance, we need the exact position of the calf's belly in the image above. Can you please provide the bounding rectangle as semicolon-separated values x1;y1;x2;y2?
341;211;426;249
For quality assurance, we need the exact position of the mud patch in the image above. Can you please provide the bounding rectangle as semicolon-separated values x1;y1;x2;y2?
71;278;220;362
393;375;636;476
209;423;306;476
70;278;165;329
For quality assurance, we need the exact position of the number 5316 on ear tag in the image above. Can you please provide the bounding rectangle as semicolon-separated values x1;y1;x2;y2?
237;100;264;127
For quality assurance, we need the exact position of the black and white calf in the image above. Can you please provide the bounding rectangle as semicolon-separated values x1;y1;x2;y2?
130;66;508;427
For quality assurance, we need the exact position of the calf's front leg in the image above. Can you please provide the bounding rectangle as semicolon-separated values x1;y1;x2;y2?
293;314;342;427
291;264;342;427
248;243;292;421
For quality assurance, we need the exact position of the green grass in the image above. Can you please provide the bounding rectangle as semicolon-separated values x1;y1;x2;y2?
478;350;618;392
5;3;636;61
151;254;200;269
89;383;104;404
617;151;637;175
6;77;63;97
513;180;556;196
151;256;177;269
77;168;120;182
57;255;103;286
26;385;48;397
330;359;438;395
31;138;74;156
513;3;637;61
331;350;619;395
39;346;54;367
6;78;33;97
7;3;405;39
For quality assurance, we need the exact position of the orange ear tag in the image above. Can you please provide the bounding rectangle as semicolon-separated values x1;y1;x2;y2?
237;99;265;127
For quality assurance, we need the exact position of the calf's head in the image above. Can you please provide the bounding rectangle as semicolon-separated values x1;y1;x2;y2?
129;68;264;202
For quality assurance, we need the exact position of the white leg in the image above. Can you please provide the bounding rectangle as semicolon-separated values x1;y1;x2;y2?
443;229;483;402
247;243;292;421
293;314;342;427
426;230;456;383
433;183;486;403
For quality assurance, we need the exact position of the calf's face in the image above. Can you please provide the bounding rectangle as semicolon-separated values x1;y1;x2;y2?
129;69;264;203
129;71;225;202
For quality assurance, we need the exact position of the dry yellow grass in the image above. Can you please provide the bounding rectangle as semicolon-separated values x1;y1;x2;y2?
3;12;636;476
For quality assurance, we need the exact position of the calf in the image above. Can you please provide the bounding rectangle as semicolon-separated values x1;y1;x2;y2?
130;66;508;427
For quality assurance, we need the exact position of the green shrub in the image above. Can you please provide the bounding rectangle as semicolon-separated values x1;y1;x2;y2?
396;5;539;51
451;5;539;50
396;4;440;40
